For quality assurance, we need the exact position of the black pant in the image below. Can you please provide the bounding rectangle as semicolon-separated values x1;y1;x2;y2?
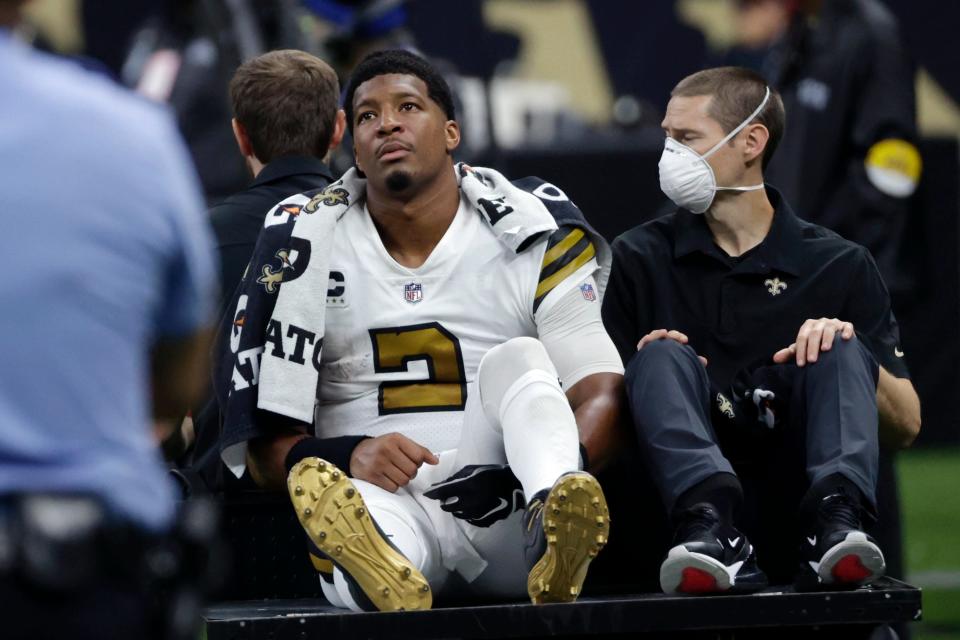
0;494;217;640
2;574;153;640
623;336;880;580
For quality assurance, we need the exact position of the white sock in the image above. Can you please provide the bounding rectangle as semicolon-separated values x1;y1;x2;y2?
321;572;347;608
498;369;580;499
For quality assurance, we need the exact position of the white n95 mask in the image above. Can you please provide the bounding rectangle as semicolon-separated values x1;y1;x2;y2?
658;86;771;214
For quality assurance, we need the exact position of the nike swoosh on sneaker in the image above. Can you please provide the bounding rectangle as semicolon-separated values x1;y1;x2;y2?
728;537;741;548
807;535;817;547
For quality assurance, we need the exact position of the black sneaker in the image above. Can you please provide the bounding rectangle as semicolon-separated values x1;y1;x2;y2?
660;503;768;595
796;490;885;590
287;457;432;611
523;471;610;604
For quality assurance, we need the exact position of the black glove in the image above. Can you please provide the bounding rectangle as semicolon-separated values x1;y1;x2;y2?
423;464;525;528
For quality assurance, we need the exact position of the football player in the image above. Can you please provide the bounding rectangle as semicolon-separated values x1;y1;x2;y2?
216;50;625;611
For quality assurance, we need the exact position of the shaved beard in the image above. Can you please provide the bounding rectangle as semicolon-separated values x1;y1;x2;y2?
385;170;413;193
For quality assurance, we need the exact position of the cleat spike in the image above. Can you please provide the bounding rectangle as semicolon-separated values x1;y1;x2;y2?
382;587;390;596
303;508;312;517
345;488;356;498
294;485;304;495
335;545;343;555
403;567;412;578
332;471;341;481
421;585;430;593
357;507;365;517
318;531;326;539
318;461;326;471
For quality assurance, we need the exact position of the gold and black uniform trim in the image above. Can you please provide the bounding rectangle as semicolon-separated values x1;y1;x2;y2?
534;225;596;312
309;552;334;574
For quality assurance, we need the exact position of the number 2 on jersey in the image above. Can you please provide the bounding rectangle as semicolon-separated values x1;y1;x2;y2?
369;323;467;414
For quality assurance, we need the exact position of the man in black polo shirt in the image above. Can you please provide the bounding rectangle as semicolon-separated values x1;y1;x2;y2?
602;67;921;595
211;49;345;314
184;50;345;490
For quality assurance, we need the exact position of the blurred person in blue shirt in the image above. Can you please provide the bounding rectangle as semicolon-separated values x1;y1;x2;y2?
0;1;217;638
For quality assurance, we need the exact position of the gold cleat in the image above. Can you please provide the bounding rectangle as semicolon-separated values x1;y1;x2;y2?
525;472;610;604
287;457;432;612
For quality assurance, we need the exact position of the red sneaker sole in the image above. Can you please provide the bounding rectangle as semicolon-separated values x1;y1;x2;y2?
678;567;720;594
831;554;872;583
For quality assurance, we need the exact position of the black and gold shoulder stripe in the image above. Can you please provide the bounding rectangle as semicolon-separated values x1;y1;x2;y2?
533;226;596;312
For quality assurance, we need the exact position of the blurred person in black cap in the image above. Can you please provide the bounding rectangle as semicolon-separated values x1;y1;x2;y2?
602;66;920;595
182;49;345;492
0;1;218;638
726;0;920;295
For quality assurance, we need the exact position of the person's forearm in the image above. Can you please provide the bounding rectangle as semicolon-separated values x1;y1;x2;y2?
246;428;309;490
876;366;921;449
569;374;626;472
152;328;213;419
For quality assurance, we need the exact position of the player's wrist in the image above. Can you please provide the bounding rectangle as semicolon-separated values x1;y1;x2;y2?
283;435;371;476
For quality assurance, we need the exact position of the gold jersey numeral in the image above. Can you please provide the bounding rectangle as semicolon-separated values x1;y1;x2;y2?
369;323;467;414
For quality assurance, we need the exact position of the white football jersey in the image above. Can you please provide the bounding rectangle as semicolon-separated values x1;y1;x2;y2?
315;198;598;452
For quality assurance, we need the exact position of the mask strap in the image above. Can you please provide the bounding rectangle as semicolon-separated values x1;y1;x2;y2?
716;183;765;193
702;86;771;159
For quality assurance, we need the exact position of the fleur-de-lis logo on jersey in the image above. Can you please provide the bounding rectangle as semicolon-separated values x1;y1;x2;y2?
764;277;787;296
717;393;735;419
304;185;349;213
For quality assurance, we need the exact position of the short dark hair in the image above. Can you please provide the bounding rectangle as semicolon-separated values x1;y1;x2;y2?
671;66;785;169
343;49;455;135
229;50;340;164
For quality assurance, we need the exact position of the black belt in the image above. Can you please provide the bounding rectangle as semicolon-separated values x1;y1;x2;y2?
0;493;171;592
1;493;223;640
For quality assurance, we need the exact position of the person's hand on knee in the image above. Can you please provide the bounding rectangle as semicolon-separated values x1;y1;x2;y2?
638;329;708;367
773;318;855;366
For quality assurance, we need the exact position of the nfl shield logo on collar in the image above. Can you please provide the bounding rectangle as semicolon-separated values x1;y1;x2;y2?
579;283;597;302
404;282;423;304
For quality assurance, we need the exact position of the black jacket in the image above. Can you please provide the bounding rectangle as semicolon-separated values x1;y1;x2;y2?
764;0;918;293
209;156;335;315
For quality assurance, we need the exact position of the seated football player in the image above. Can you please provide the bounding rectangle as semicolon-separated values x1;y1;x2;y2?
214;50;625;611
601;67;921;595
